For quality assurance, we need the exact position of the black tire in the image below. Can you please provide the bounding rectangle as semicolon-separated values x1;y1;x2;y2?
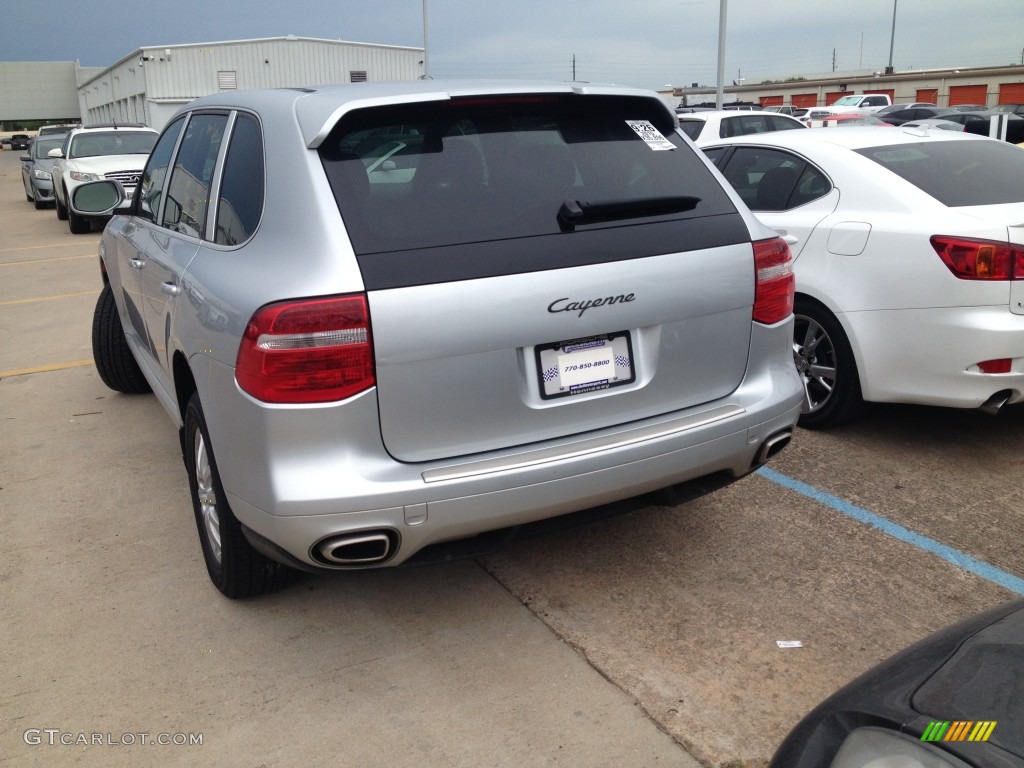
68;207;90;234
184;394;292;599
792;297;865;429
91;284;151;394
56;188;68;220
26;191;34;202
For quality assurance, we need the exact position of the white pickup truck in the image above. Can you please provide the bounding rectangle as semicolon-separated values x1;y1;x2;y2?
826;94;893;113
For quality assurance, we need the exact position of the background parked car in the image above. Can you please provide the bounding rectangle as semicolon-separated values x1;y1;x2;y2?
20;134;68;208
816;113;893;127
928;110;1024;143
49;123;158;233
899;118;971;132
876;106;956;125
763;105;797;115
37;122;80;136
799;108;842;124
826;93;893;113
771;598;1024;768
676;109;805;145
76;81;802;598
874;102;936;117
10;133;32;151
701;128;1024;427
991;103;1024;116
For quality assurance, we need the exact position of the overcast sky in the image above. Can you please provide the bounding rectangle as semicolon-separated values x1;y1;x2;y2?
4;0;1022;90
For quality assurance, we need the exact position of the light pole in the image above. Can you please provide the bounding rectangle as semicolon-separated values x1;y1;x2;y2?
422;0;430;78
715;0;727;108
886;0;897;74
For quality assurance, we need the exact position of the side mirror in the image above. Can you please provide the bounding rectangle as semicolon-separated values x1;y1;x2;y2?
71;180;130;216
164;195;182;226
48;147;63;158
20;155;31;162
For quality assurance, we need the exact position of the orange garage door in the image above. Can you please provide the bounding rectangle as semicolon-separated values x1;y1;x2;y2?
999;83;1024;104
760;95;783;107
949;85;989;106
792;93;817;108
917;88;938;104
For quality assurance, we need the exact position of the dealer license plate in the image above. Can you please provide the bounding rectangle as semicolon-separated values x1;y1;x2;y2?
535;332;635;400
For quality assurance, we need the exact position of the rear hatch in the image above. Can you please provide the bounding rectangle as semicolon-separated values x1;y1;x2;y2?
320;92;757;462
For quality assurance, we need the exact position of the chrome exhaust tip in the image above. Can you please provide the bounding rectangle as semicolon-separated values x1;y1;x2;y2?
980;390;1013;416
315;530;396;566
754;430;793;466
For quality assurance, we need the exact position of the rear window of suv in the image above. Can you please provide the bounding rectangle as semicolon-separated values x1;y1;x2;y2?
856;140;1024;206
320;94;745;288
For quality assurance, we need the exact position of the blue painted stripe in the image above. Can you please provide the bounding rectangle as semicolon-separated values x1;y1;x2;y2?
757;467;1024;595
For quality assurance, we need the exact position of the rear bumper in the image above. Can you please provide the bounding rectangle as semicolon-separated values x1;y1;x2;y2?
846;306;1024;408
204;319;803;570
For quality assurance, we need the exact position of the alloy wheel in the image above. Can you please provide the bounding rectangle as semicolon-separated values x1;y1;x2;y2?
194;429;222;564
793;314;838;415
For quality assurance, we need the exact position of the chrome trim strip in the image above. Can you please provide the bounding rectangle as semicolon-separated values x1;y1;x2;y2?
422;404;746;484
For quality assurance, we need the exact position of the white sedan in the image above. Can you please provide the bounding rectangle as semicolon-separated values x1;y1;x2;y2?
702;128;1024;427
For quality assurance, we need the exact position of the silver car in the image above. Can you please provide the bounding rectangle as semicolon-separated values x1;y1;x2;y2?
76;81;802;598
20;134;66;208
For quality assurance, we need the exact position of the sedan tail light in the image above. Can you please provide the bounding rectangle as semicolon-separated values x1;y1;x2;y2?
236;295;375;403
931;236;1024;280
752;237;795;325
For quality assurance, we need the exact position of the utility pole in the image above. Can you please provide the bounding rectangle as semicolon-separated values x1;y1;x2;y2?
422;0;430;78
572;54;576;81
832;48;836;73
886;0;897;75
715;0;727;109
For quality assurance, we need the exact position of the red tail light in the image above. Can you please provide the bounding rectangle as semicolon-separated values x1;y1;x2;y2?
236;295;375;404
753;237;795;325
978;359;1012;374
931;236;1024;280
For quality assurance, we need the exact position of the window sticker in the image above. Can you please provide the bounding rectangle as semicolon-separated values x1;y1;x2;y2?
626;120;675;151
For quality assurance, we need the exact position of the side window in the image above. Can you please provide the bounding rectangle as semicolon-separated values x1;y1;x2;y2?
162;113;228;238
721;147;831;211
215;113;265;245
676;120;704;141
136;116;185;224
719;117;739;138
767;116;804;132
701;146;728;167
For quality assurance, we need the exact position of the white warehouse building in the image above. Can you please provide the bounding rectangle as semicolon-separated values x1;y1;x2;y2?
78;35;425;129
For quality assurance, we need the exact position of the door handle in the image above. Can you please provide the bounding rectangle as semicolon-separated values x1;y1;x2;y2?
129;257;145;269
160;282;180;296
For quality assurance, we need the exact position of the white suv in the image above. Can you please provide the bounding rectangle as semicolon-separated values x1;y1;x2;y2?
50;123;158;233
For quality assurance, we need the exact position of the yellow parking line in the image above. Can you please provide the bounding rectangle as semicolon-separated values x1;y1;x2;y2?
0;242;98;254
0;290;99;307
0;254;95;267
0;359;94;378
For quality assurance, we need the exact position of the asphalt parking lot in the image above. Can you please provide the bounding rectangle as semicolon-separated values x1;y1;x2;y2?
2;145;1022;767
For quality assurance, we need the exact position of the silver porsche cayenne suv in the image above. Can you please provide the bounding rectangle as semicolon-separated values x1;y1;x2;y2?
76;81;803;598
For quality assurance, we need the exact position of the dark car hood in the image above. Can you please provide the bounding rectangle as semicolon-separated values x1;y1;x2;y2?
912;605;1024;758
771;599;1024;768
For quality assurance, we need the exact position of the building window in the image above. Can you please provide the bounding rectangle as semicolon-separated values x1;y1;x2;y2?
218;71;238;90
350;71;368;83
